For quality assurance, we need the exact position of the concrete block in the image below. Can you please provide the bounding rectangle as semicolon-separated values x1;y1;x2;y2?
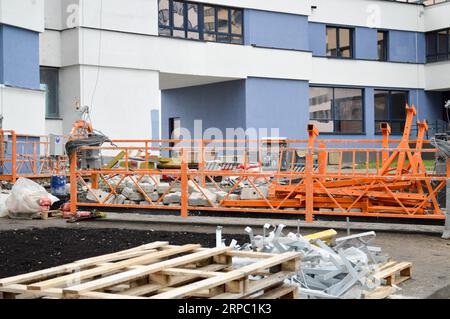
215;191;239;202
125;179;138;191
163;191;181;205
115;194;126;205
150;192;160;202
141;175;161;184
189;192;217;207
122;187;144;201
240;186;269;200
188;180;217;203
86;189;110;202
139;182;156;194
104;195;116;205
188;180;198;194
157;183;171;194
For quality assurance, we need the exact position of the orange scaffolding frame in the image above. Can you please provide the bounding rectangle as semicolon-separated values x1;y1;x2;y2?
68;105;448;222
0;130;68;182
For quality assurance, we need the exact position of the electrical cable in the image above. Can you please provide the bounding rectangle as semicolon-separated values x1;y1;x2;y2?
90;0;104;113
430;136;450;158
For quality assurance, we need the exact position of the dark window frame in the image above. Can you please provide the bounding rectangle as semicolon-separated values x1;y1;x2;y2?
40;67;60;119
426;28;450;63
309;86;365;135
377;30;389;61
326;26;354;59
374;90;409;135
158;0;243;45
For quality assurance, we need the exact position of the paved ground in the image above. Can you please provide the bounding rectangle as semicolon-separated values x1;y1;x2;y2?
0;214;449;298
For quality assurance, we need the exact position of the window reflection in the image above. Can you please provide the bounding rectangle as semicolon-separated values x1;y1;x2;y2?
326;27;353;58
374;90;408;134
158;1;243;45
309;87;363;134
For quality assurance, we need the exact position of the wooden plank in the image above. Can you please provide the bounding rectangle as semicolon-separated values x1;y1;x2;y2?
226;251;276;259
211;271;291;299
122;264;228;297
363;286;397;299
29;244;199;291
257;284;299;299
0;242;169;287
161;268;222;278
377;261;396;271
64;247;231;297
150;252;300;299
80;292;148;299
156;286;224;298
73;242;169;265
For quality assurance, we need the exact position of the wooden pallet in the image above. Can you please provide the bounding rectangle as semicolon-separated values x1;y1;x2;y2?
362;260;413;299
39;210;63;220
373;261;412;286
0;242;301;299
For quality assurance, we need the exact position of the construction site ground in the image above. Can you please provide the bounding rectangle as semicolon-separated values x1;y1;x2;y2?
0;213;449;299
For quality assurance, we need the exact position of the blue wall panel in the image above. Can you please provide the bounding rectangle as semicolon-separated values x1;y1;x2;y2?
309;22;326;56
389;30;425;64
0;26;3;84
354;28;378;60
410;89;443;123
245;77;309;140
161;80;246;140
244;9;309;51
151;109;160;140
0;24;40;90
1;136;41;175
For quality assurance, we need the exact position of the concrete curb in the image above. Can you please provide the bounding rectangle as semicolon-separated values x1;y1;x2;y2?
100;213;446;236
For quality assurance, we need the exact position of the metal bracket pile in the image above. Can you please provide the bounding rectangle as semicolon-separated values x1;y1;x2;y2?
239;225;391;299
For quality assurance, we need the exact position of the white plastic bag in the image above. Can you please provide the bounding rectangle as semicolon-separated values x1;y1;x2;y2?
0;193;10;217
5;178;59;214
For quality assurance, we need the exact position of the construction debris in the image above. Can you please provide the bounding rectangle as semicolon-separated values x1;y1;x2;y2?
237;225;409;299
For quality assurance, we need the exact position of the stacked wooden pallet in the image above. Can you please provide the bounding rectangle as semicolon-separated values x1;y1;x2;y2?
0;242;301;299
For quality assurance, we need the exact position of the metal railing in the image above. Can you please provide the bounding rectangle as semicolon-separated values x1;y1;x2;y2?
0;130;69;182
68;106;448;222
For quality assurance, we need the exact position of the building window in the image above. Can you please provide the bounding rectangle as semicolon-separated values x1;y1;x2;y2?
40;67;59;119
326;26;353;58
309;87;364;134
158;0;243;44
426;28;450;63
377;31;388;61
374;90;408;134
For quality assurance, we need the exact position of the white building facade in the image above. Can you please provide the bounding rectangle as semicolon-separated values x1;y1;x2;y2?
1;0;450;140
